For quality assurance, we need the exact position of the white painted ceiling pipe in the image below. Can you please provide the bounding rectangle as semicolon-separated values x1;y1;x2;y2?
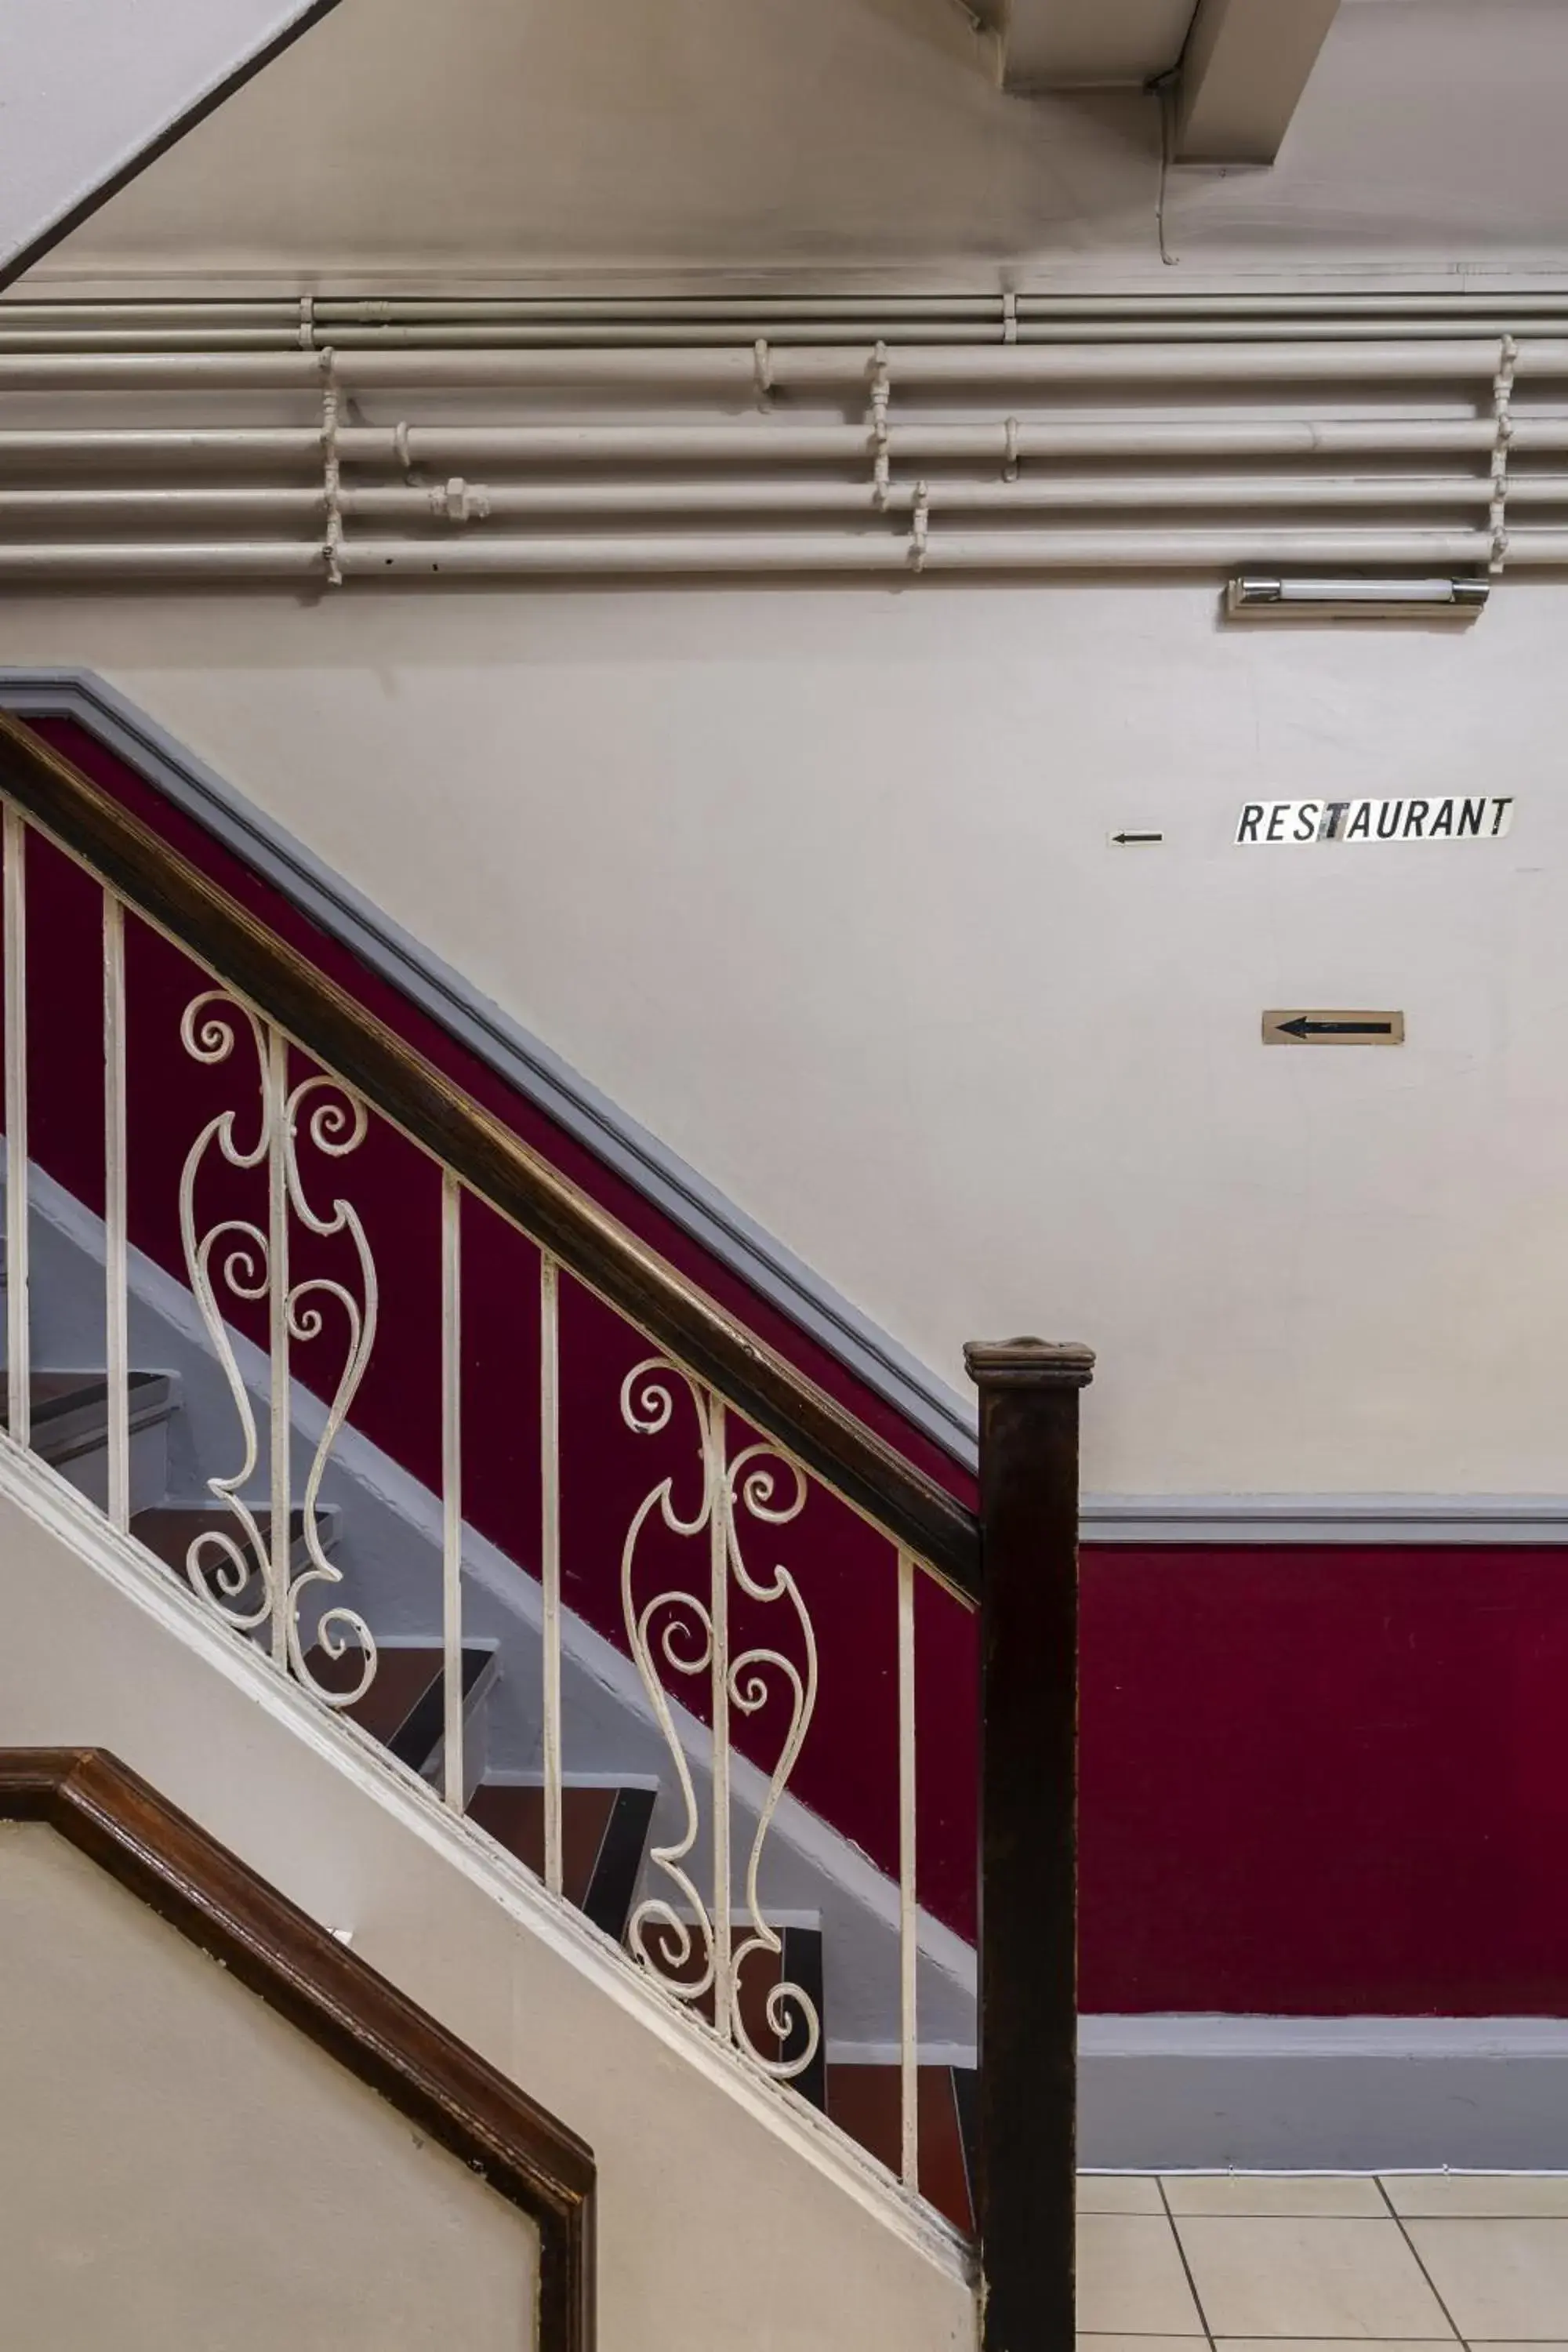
0;337;1563;396
0;528;1514;581
0;475;1540;535
0;420;1518;477
9;293;1568;349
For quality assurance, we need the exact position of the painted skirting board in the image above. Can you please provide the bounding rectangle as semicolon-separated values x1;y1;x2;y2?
1080;2014;1568;2172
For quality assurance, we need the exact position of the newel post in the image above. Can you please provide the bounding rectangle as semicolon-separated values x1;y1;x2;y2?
965;1337;1096;2352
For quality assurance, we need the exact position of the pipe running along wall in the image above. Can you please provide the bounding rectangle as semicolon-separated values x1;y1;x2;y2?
0;300;1566;581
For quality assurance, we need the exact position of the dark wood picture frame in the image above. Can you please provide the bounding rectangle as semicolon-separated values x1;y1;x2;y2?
0;1748;595;2352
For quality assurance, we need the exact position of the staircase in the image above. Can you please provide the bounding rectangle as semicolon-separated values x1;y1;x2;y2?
3;1356;982;2234
0;708;1092;2350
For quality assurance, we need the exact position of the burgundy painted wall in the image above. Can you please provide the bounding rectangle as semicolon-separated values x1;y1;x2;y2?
14;711;1568;2016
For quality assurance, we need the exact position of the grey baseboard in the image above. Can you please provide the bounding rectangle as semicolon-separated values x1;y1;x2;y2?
1080;2015;1568;2170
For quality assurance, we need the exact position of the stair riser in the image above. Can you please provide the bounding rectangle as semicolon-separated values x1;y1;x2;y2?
52;1415;171;1521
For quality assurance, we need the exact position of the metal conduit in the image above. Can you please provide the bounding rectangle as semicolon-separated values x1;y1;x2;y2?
0;530;1537;580
10;291;1568;349
3;337;1568;394
1;316;1566;583
3;476;1558;528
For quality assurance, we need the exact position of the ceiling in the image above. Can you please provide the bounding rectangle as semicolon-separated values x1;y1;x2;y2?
21;0;1568;296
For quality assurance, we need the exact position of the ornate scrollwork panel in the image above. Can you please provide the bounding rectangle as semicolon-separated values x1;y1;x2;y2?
621;1355;821;2081
176;992;378;1706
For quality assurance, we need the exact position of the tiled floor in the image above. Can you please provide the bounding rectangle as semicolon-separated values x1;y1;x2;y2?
1076;2175;1568;2350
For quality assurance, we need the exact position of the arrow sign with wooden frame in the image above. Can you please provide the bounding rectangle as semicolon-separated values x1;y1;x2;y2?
1262;1009;1405;1047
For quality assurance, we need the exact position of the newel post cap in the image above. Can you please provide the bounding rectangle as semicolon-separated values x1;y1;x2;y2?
964;1337;1096;1390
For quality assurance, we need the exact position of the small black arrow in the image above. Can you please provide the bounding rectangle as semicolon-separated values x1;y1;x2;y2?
1277;1016;1394;1040
1111;830;1163;845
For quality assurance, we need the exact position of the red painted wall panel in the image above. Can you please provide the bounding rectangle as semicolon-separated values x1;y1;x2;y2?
1080;1546;1568;2014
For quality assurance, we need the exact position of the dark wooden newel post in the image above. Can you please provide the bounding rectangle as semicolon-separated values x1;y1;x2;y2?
965;1337;1096;2352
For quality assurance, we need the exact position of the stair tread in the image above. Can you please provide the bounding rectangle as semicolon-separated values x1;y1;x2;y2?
2;1369;171;1457
468;1783;615;1912
133;1504;309;1558
309;1641;490;1773
826;2063;975;2236
470;1782;655;1942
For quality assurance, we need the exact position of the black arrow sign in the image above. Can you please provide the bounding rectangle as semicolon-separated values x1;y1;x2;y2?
1111;831;1163;845
1277;1016;1395;1040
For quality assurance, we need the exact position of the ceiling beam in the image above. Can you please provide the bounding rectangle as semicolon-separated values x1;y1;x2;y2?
1173;0;1342;163
997;0;1195;91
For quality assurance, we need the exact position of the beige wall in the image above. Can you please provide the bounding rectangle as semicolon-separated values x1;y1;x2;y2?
6;578;1566;1497
0;1820;541;2352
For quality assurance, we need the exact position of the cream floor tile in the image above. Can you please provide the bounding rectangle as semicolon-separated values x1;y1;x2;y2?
1216;2342;1457;2352
1176;2216;1454;2339
1077;2340;1205;2350
1386;2174;1568;2219
1076;2213;1206;2336
1406;2217;1568;2339
1165;2174;1387;2219
1079;2175;1166;2215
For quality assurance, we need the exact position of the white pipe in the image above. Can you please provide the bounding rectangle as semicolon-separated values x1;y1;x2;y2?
0;474;1533;533
9;526;1567;579
0;429;322;470
5;337;1568;394
7;293;1568;346
0;543;321;576
350;419;1504;466
0;487;324;521
0;419;1516;479
335;474;1511;521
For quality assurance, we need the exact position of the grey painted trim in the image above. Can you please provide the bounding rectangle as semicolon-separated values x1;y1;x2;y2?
1080;2013;1568;2169
1084;1493;1568;1544
0;667;978;1470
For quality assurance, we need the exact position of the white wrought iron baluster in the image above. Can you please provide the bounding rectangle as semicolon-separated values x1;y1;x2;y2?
441;1170;464;1809
724;1446;818;2080
266;1026;291;1666
539;1250;563;1896
898;1547;920;2192
3;805;28;1450
710;1393;732;2041
620;1359;717;2005
279;1073;377;1699
102;891;130;1531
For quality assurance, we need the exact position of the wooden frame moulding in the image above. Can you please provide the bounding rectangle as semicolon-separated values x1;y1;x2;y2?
0;1748;596;2352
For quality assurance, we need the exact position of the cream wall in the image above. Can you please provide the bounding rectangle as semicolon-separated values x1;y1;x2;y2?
0;1823;541;2352
5;577;1564;1496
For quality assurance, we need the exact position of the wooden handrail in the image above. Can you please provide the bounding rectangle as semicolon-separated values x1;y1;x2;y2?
0;713;980;1596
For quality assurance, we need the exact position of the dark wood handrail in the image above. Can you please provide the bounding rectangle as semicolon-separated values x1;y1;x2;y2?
0;714;980;1596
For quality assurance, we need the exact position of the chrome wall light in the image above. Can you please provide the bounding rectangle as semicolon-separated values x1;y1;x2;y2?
1225;575;1490;622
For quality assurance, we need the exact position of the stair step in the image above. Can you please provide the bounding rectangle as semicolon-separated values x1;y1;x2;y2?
469;1782;656;1943
825;2063;977;2235
639;1918;829;2112
133;1504;331;1588
2;1370;173;1465
307;1642;492;1775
